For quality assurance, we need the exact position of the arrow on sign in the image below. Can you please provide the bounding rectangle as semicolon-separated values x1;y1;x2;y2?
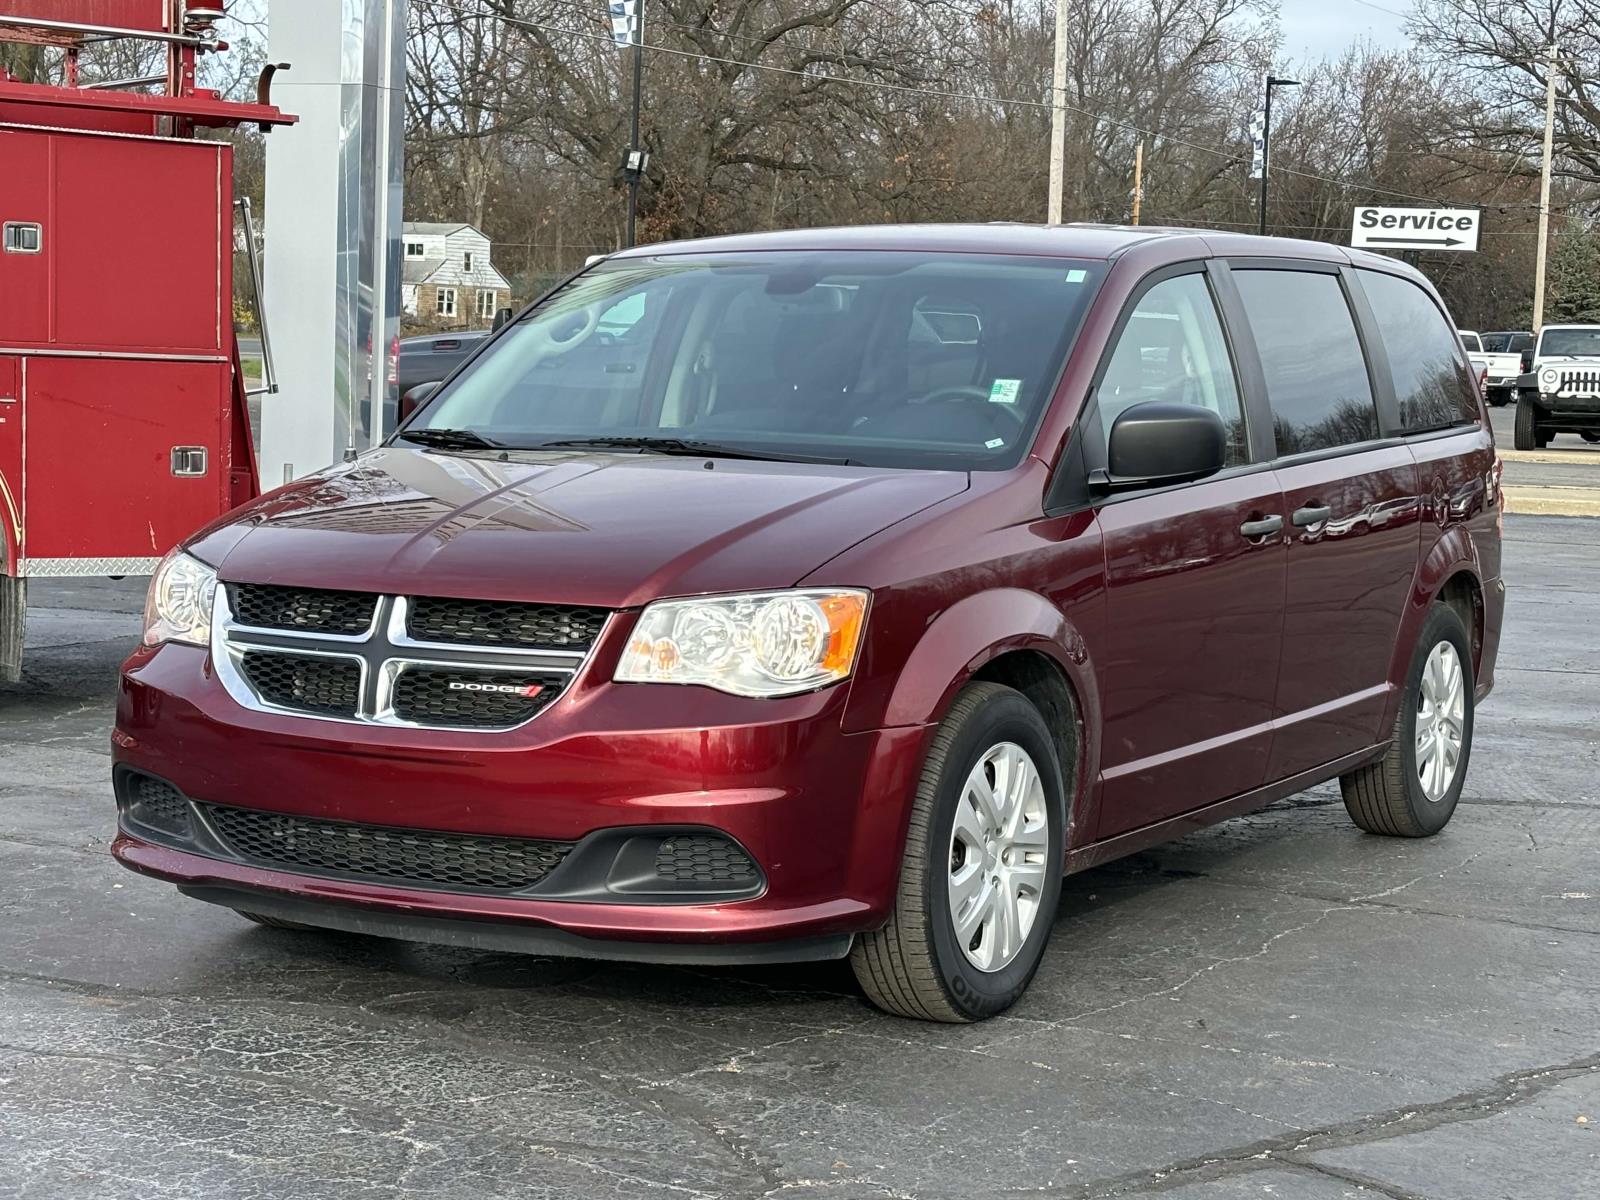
1362;236;1467;247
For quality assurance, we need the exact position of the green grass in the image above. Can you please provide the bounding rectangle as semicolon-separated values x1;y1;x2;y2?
241;356;263;379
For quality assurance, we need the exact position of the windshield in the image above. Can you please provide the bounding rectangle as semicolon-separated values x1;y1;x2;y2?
1458;331;1482;352
1482;331;1533;353
403;251;1106;470
1539;327;1600;358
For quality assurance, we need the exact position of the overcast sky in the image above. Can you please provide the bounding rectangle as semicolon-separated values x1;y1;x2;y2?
1277;0;1412;61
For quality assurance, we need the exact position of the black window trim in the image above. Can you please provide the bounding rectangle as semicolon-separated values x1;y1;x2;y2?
1045;259;1261;514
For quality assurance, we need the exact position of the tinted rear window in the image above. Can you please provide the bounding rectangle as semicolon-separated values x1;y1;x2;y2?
1359;270;1479;431
1233;270;1379;455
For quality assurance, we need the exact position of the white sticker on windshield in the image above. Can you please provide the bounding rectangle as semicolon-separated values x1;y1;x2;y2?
1065;269;1088;283
985;437;1005;449
988;378;1022;405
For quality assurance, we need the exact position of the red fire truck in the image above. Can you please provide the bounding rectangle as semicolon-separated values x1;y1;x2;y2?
0;1;292;678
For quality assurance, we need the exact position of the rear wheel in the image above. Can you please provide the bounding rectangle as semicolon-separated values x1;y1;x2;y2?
1486;388;1510;408
850;682;1066;1022
1341;604;1474;837
1514;396;1544;450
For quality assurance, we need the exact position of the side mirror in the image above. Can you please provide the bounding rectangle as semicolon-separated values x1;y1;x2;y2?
1520;348;1535;373
492;306;514;332
399;381;440;422
1098;401;1226;489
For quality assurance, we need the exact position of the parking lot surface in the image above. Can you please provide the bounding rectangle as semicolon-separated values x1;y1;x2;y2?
2;515;1597;1200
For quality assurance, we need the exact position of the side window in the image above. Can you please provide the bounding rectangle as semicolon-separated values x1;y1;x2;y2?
1232;270;1379;455
1358;270;1479;431
1093;272;1248;466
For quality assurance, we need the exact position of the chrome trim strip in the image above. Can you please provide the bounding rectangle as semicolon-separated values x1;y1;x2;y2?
19;555;161;577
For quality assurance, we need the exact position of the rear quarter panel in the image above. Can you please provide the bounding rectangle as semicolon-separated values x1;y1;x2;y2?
1390;425;1502;717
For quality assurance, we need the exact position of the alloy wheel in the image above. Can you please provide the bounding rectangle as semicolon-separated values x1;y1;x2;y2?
947;741;1050;972
1415;640;1466;803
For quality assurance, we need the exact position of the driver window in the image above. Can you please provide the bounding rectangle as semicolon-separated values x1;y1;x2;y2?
1094;273;1248;467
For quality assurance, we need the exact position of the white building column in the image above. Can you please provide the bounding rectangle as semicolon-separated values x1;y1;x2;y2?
260;0;405;484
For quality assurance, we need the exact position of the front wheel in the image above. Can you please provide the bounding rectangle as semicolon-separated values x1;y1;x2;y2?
1514;396;1544;450
850;682;1066;1022
1341;604;1474;837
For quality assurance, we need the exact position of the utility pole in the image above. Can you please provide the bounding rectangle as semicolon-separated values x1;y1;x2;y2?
626;4;644;248
1046;0;1070;223
1131;139;1144;225
1258;74;1299;236
1532;42;1559;331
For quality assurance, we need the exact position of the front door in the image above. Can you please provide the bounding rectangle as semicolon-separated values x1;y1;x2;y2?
1084;269;1287;839
1227;266;1422;779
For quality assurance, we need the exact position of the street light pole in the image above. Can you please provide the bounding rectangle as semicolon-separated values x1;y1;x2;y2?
1258;74;1299;237
1532;43;1559;332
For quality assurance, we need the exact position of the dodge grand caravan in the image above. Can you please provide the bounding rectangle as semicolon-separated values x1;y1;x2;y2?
113;225;1504;1022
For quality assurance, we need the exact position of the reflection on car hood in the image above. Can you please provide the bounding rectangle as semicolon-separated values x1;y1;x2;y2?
195;448;969;608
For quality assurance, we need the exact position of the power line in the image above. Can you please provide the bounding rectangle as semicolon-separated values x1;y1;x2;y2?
425;0;1516;212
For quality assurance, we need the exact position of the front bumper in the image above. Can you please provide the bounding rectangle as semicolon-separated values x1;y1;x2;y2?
112;642;930;958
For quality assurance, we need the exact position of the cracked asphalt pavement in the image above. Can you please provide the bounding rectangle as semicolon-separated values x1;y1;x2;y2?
2;515;1597;1199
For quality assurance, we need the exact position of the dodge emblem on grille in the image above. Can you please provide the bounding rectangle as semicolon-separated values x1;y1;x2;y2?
447;680;546;697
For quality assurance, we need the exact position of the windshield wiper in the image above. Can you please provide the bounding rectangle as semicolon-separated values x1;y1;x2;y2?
396;427;505;450
535;435;850;465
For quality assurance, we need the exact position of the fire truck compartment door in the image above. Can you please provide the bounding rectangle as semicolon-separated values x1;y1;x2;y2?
22;357;229;566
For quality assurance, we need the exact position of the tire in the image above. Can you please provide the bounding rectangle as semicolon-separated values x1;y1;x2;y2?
1487;388;1509;408
1513;396;1541;450
1581;431;1600;444
1341;604;1474;838
850;682;1067;1022
236;910;317;931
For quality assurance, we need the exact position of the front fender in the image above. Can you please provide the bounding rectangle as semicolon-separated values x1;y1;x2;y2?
847;586;1101;802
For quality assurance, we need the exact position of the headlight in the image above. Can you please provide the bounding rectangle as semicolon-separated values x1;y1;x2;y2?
1540;367;1560;390
142;550;218;648
615;589;869;697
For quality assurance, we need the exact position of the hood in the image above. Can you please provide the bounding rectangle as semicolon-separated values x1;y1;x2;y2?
196;448;968;608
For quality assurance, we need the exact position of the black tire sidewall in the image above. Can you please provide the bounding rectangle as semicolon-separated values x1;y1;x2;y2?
924;691;1066;1020
1397;607;1475;834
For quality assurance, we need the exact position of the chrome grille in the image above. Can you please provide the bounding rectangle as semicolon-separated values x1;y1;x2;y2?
407;597;607;651
389;665;563;728
213;588;604;731
238;650;362;715
231;583;377;635
199;803;574;892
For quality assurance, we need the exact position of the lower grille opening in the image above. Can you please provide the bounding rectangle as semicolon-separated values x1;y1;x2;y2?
238;650;361;716
124;773;192;838
654;835;759;885
200;803;575;893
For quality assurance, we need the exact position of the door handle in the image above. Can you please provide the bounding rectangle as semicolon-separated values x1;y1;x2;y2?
1239;514;1284;539
1292;505;1332;527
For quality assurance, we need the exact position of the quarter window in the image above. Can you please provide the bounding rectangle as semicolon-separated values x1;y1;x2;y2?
1093;272;1248;467
1358;270;1479;431
1233;270;1379;456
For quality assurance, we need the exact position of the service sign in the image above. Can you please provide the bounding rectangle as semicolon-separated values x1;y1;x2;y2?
1350;206;1480;252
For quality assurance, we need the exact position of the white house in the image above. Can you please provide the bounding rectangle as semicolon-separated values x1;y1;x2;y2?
400;222;513;327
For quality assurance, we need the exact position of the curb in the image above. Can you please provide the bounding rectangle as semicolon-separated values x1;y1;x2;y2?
1501;486;1600;517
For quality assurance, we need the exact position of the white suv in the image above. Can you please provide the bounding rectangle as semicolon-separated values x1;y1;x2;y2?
1515;324;1600;449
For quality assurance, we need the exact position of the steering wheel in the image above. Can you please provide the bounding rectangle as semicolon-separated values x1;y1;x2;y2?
920;384;1028;436
527;303;600;352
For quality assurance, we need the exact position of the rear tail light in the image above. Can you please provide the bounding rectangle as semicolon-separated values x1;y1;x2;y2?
387;335;399;386
1477;366;1488;396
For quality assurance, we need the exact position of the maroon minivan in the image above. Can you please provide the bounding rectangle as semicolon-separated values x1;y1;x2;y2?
113;225;1503;1021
